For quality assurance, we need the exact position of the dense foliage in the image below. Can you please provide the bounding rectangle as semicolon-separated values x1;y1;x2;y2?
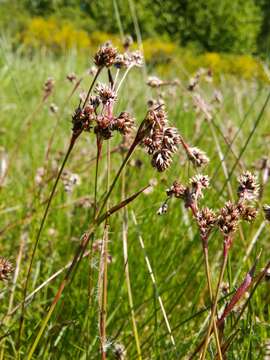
1;0;269;55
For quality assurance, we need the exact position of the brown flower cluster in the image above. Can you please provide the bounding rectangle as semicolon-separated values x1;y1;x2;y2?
237;171;260;201
186;146;210;168
43;77;54;100
141;105;180;172
196;207;217;238
0;257;13;281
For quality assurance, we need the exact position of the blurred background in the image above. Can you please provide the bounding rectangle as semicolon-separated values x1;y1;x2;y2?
1;0;270;82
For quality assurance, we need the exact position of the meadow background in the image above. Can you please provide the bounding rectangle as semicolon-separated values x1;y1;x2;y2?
0;0;270;359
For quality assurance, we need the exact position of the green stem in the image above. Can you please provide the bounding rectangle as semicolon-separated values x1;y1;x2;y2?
202;245;223;360
82;67;102;109
201;253;228;360
18;133;79;349
27;127;142;358
100;141;110;359
121;166;142;360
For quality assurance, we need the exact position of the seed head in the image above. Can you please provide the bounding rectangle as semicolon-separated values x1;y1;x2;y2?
95;83;117;105
218;201;240;236
151;149;172;172
189;174;210;199
196;207;217;237
166;181;186;198
0;257;13;281
186;146;209;167
237;171;260;201
43;77;54;99
72;105;95;133
162;127;180;154
111;112;135;135
94;115;112;140
94;43;117;68
112;342;127;360
237;204;258;222
147;76;164;88
129;50;144;67
61;170;80;193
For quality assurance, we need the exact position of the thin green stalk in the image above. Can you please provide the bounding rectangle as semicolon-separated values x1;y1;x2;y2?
82;67;102;109
122;168;142;360
189;203;222;359
27;226;95;360
201;253;228;360
202;246;223;360
100;141;110;360
27;125;145;358
18;132;79;349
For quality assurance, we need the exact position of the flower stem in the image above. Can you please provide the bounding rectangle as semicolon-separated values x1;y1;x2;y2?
121;166;142;360
18;132;79;349
201;251;228;360
202;245;223;360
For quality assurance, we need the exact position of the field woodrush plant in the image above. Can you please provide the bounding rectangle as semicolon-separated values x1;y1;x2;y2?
1;29;270;359
25;39;184;359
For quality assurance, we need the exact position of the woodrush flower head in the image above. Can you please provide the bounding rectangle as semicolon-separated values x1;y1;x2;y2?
237;171;259;201
237;204;258;222
114;53;132;69
186;146;210;168
147;76;164;88
112;112;135;135
112;342;127;360
217;201;240;236
61;170;80;193
166;181;186;198
189;174;210;200
151;149;172;172
94;115;112;140
263;204;270;222
196;207;217;237
72;105;95;134
95;83;117;105
162;127;181;153
43;77;54;99
0;257;13;281
129;50;144;67
94;43;117;68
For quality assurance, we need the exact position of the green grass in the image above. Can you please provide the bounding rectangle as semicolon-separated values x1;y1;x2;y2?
0;41;270;359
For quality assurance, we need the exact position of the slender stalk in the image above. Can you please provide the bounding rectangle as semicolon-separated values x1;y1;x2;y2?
115;66;133;94
122;168;142;360
27;226;95;360
132;211;176;348
94;136;102;218
18;132;80;349
202;246;223;360
189;204;222;359
27;129;144;358
201;252;228;360
0;233;25;360
100;141;110;359
82;67;102;109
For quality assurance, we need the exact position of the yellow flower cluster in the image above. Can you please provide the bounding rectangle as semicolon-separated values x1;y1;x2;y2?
19;18;269;83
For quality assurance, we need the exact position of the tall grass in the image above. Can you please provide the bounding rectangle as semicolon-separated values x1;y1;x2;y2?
0;39;270;359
